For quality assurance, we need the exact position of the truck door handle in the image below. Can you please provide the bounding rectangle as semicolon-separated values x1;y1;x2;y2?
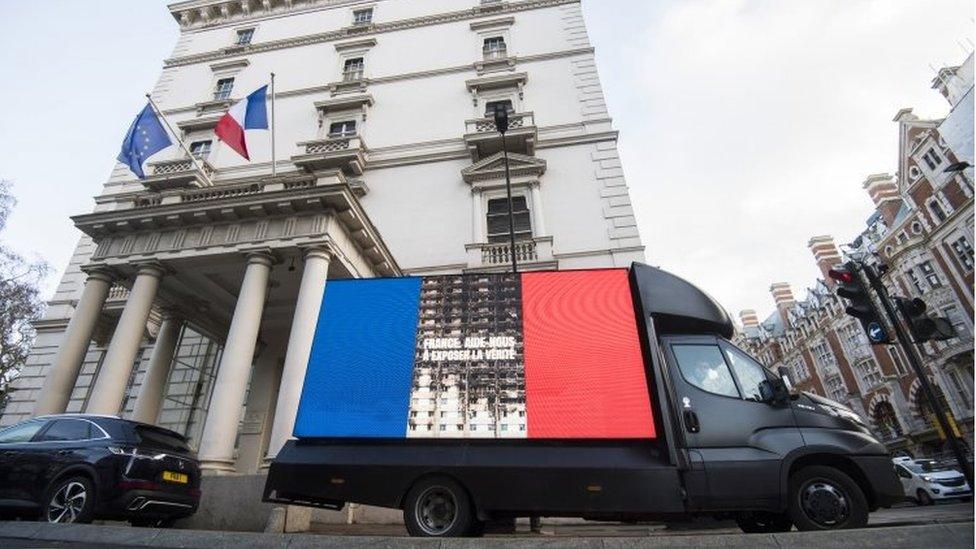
683;410;700;433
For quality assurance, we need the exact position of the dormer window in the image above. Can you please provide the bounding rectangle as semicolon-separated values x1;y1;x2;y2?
235;28;254;45
213;77;234;100
328;120;357;138
483;36;507;60
343;57;365;81
353;8;373;26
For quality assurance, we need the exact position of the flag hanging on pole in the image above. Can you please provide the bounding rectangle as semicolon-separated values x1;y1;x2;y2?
117;103;173;179
214;85;269;160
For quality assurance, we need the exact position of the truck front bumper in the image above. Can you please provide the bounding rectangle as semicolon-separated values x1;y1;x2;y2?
851;455;904;509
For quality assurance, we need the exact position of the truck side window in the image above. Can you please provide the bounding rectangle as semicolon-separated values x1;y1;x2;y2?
723;346;768;401
672;344;740;398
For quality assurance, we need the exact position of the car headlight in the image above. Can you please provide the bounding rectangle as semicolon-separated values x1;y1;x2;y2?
921;476;933;482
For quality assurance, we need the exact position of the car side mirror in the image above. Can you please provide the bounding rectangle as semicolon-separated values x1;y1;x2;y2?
759;379;790;406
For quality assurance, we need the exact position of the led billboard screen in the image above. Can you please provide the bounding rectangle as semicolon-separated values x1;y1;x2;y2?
294;269;656;439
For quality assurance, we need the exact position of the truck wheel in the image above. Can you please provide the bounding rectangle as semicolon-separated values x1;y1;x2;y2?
788;466;868;531
403;476;475;537
735;512;792;533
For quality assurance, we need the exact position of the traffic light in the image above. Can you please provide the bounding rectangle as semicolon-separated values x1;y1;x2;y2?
828;261;891;344
894;297;956;342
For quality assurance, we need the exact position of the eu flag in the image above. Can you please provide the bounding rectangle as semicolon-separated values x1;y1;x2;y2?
117;103;172;179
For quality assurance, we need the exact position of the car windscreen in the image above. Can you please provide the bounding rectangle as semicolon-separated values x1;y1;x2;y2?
135;425;190;453
906;461;952;474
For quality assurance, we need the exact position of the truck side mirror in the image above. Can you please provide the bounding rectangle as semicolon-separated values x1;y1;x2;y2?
759;379;789;406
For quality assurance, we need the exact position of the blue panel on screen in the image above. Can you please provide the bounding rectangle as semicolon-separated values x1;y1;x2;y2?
294;277;421;438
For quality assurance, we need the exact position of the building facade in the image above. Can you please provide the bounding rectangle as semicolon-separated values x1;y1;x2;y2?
737;53;974;460
2;0;644;477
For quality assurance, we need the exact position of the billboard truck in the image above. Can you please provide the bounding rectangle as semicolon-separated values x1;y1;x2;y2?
263;264;903;536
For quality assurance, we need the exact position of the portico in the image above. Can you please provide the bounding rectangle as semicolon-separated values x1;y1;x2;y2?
33;170;398;473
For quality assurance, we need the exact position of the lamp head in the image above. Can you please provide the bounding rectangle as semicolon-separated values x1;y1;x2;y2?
493;104;509;134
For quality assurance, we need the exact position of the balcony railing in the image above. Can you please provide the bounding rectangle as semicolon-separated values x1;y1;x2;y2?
143;157;215;191
482;240;538;265
463;112;536;161
292;135;367;175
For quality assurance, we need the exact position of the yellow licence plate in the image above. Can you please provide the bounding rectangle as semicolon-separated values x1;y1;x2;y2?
162;471;188;484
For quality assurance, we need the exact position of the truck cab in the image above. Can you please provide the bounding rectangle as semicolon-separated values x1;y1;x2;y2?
264;263;903;536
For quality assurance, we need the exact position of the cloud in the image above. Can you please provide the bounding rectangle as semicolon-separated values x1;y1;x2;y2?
599;0;973;321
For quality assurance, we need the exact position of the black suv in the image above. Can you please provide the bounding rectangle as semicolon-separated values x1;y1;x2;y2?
0;414;200;526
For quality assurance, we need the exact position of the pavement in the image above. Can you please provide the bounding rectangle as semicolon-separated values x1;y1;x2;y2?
0;502;971;548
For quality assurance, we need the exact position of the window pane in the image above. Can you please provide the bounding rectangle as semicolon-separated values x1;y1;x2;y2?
0;420;45;443
672;344;740;398
39;419;92;442
724;346;767;401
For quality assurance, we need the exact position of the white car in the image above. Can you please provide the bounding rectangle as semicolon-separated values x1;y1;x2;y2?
892;457;972;505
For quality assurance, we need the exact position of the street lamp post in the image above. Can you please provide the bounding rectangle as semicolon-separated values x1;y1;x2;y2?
493;106;518;274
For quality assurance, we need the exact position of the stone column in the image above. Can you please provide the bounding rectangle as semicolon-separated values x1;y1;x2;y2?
130;313;182;424
471;188;484;243
33;268;114;416
198;251;274;473
265;246;332;460
530;182;547;236
86;264;164;415
235;335;285;474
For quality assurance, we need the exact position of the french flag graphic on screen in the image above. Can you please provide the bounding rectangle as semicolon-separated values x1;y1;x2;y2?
294;270;656;440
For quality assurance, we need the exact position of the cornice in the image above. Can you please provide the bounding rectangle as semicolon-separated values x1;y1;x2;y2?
164;0;580;68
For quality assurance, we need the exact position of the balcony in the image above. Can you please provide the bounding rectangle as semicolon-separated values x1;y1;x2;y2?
463;111;536;162
464;236;555;272
142;157;215;191
292;135;367;175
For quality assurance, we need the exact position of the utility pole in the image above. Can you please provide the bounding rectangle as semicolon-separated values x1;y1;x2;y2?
856;261;973;487
493;106;518;274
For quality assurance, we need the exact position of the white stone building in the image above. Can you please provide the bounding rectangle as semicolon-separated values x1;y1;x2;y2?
2;0;643;477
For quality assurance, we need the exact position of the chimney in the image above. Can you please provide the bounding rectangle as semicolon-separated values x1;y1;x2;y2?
808;235;843;286
862;173;901;226
739;309;760;328
770;282;795;326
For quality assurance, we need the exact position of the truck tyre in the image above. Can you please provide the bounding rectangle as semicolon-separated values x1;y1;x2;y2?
403;476;475;537
735;512;792;533
787;466;868;531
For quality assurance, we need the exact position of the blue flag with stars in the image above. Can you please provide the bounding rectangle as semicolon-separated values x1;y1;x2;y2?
117;103;172;179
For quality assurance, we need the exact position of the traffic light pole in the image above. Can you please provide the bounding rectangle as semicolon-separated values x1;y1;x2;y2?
856;262;974;486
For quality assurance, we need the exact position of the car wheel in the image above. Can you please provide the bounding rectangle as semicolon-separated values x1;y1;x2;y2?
736;512;793;533
402;476;475;537
788;466;868;531
916;489;934;506
44;476;96;524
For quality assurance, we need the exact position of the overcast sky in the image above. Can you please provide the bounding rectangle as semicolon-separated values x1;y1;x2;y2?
0;0;972;322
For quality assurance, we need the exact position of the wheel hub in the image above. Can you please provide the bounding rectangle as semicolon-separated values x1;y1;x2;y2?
47;481;87;524
800;480;849;526
415;486;458;535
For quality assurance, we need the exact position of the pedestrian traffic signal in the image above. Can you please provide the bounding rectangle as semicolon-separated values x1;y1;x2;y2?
894;297;956;342
828;262;891;344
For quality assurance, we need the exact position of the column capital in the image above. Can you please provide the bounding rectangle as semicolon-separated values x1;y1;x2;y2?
80;265;116;284
242;248;277;267
133;262;166;279
299;242;336;262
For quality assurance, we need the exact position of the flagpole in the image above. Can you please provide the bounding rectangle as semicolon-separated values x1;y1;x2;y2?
144;93;214;187
270;72;277;178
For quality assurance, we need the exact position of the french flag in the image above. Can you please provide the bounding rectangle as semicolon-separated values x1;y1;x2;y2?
214;85;268;160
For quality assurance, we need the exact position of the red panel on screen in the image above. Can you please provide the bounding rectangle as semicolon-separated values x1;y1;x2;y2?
521;270;656;439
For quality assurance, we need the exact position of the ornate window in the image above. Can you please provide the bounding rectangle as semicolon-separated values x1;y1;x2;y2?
483;36;507;59
484;99;513;118
235;28;254;45
951;236;974;272
927;198;948;223
343;58;365;81
189;140;212;159
811;340;836;370
855;358;883;389
921;148;943;171
486;196;531;243
918;261;941;288
213;77;234;100
824;374;846;403
352;8;373;26
327;120;357;138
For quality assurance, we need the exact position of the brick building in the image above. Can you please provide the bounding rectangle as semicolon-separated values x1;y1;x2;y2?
737;53;974;460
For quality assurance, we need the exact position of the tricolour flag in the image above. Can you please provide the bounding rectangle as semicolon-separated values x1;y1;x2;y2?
117;103;172;179
214;85;268;160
